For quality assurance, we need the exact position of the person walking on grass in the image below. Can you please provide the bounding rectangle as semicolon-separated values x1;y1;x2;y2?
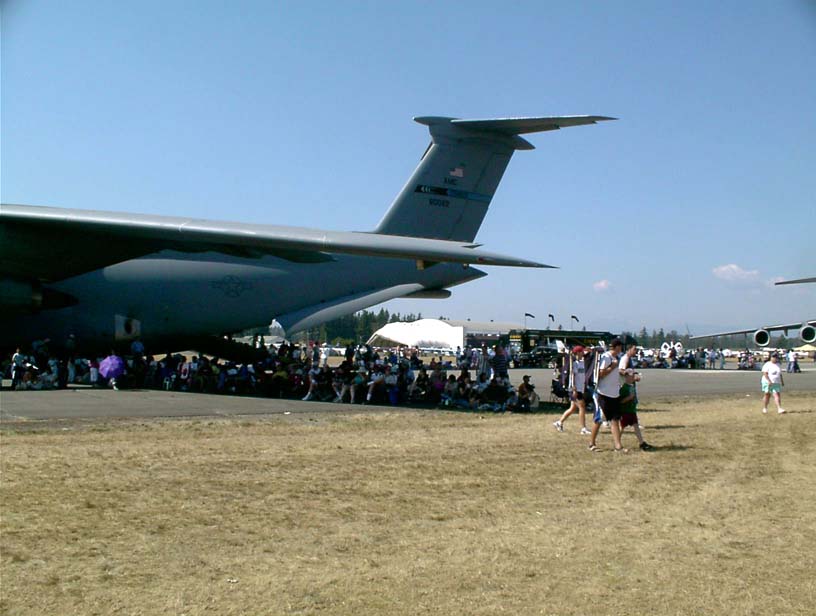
588;338;627;453
760;352;785;414
619;369;653;450
618;341;636;374
553;346;590;435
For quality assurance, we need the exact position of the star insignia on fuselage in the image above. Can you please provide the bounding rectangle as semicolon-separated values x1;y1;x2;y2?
210;275;253;298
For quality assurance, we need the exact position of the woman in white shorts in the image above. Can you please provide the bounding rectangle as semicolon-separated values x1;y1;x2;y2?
760;352;785;414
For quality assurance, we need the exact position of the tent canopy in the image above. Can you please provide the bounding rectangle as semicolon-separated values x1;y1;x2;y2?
367;319;465;350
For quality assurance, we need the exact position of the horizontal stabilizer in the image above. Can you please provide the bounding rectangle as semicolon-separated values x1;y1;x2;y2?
414;115;616;150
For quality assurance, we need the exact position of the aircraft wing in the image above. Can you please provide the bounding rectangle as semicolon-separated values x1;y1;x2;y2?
0;204;552;282
775;277;816;285
690;320;816;340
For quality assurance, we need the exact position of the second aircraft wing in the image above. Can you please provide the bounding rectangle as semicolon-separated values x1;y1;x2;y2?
690;320;816;340
775;277;816;285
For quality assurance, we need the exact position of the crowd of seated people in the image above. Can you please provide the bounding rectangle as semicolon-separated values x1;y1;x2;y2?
2;339;540;412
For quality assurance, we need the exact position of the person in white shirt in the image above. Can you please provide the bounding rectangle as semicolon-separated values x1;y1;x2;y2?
589;338;627;452
553;346;590;434
760;352;785;414
11;347;26;390
785;349;796;373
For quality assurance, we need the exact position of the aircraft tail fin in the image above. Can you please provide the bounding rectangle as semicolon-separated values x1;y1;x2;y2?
374;115;614;242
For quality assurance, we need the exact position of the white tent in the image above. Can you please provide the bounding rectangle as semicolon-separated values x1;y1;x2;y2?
367;319;465;350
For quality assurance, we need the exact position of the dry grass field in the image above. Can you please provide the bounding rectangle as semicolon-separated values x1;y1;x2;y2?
2;391;815;615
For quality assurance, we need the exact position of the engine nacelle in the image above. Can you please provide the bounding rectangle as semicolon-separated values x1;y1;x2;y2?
753;329;771;347
659;341;684;357
0;278;43;313
801;324;816;344
0;278;77;315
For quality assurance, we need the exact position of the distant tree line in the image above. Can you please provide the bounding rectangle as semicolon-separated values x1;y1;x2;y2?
294;309;424;346
271;316;800;350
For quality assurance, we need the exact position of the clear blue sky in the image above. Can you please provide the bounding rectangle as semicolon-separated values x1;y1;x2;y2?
2;1;814;334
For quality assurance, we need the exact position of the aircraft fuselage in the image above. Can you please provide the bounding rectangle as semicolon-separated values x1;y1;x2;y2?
2;251;480;352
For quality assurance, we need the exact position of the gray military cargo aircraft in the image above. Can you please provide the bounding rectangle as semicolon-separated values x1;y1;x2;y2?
0;114;613;354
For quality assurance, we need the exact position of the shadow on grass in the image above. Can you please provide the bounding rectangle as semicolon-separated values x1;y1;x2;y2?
651;443;693;452
533;402;570;414
641;424;687;431
590;443;693;453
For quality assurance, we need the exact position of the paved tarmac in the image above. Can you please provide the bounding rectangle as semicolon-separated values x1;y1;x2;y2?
1;366;815;423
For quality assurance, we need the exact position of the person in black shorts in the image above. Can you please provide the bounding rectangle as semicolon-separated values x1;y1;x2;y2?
588;338;627;452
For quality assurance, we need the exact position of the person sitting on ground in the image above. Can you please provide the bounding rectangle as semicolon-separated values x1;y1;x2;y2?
332;362;350;402
517;374;535;412
196;357;214;393
383;364;400;404
468;375;483;409
20;361;44;390
440;374;458;406
314;364;334;401
301;363;322;400
365;366;387;404
428;365;446;403
409;366;430;401
452;376;472;409
480;377;508;412
349;367;367;403
267;362;288;397
396;362;413;403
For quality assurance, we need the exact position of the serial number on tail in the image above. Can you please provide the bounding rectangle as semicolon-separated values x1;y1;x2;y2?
429;198;450;207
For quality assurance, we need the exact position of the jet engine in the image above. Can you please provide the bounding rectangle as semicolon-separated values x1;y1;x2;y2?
753;329;771;347
0;278;43;313
659;341;684;357
0;278;76;314
800;324;816;344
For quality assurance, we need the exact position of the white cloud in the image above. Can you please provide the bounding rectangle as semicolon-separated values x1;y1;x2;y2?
593;279;611;292
712;264;759;283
